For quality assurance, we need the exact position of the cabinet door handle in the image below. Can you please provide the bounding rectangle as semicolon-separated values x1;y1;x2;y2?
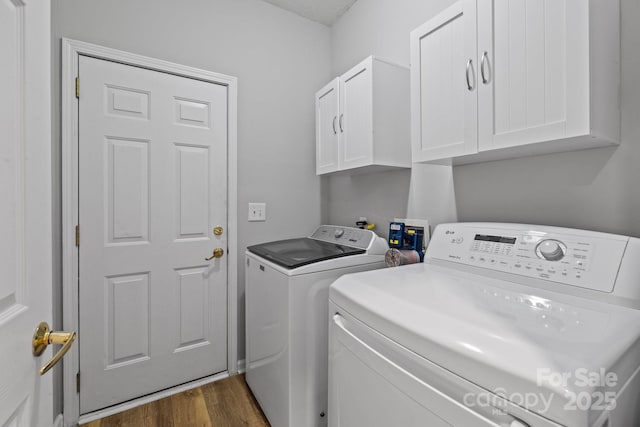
465;59;475;91
339;114;344;132
480;51;490;84
332;116;337;135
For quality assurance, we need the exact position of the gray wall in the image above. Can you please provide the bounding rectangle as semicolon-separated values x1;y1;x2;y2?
326;0;458;236
454;0;640;236
328;0;640;238
51;0;331;407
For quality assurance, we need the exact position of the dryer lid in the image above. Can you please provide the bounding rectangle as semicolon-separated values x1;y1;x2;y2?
329;263;640;426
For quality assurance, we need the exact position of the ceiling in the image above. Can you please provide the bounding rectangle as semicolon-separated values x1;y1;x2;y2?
260;0;358;26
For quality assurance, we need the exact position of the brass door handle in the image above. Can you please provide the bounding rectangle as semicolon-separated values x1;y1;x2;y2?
205;248;224;260
32;322;77;375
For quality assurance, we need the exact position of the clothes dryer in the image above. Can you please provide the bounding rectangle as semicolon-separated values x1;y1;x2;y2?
329;223;640;427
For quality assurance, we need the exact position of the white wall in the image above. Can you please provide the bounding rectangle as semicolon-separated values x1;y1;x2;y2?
328;0;640;239
453;0;640;237
331;0;453;74
51;0;331;402
326;0;458;235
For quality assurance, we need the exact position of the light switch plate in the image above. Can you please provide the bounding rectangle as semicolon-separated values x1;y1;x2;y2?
248;203;266;222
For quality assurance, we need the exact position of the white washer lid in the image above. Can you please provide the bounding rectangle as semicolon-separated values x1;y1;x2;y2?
329;263;640;426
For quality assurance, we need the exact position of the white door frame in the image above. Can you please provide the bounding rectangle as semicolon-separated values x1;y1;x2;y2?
61;38;238;426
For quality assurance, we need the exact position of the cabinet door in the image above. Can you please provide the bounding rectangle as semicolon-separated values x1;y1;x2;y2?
410;0;478;162
478;0;585;150
315;78;340;175
340;57;373;170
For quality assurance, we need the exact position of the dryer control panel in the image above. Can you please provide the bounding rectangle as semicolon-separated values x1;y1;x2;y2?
427;223;629;293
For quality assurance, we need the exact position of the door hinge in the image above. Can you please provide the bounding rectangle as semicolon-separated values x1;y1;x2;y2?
75;77;80;99
76;372;80;393
75;225;80;247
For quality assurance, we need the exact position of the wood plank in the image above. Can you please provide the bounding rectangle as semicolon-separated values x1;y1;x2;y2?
81;375;269;427
93;401;148;427
202;375;270;427
170;387;212;427
147;396;175;427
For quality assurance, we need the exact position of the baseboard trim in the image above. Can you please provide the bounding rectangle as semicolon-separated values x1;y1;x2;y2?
53;414;64;427
237;358;246;373
77;371;230;425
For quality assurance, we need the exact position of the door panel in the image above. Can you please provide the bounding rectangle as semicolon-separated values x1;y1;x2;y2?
0;1;52;426
315;79;340;174
340;60;373;169
175;267;209;349
175;146;209;238
106;137;150;243
478;0;568;150
410;0;478;161
107;273;150;366
79;56;228;413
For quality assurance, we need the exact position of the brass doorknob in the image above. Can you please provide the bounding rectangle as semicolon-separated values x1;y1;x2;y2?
32;322;77;375
205;248;224;260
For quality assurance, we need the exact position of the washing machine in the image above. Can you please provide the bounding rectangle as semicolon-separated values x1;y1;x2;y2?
246;225;388;427
329;222;640;427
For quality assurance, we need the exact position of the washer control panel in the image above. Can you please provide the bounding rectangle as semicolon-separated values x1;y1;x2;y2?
311;225;375;249
428;223;629;293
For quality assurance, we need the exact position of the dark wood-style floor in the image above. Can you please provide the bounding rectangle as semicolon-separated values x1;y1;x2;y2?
82;374;270;427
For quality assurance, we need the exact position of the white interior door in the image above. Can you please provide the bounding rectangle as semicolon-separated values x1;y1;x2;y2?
78;56;228;413
0;1;54;427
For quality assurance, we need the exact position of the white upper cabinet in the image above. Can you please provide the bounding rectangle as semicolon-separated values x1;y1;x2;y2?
411;0;620;164
410;0;477;162
316;56;411;175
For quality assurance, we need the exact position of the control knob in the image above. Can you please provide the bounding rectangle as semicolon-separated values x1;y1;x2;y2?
334;229;344;238
536;239;566;261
